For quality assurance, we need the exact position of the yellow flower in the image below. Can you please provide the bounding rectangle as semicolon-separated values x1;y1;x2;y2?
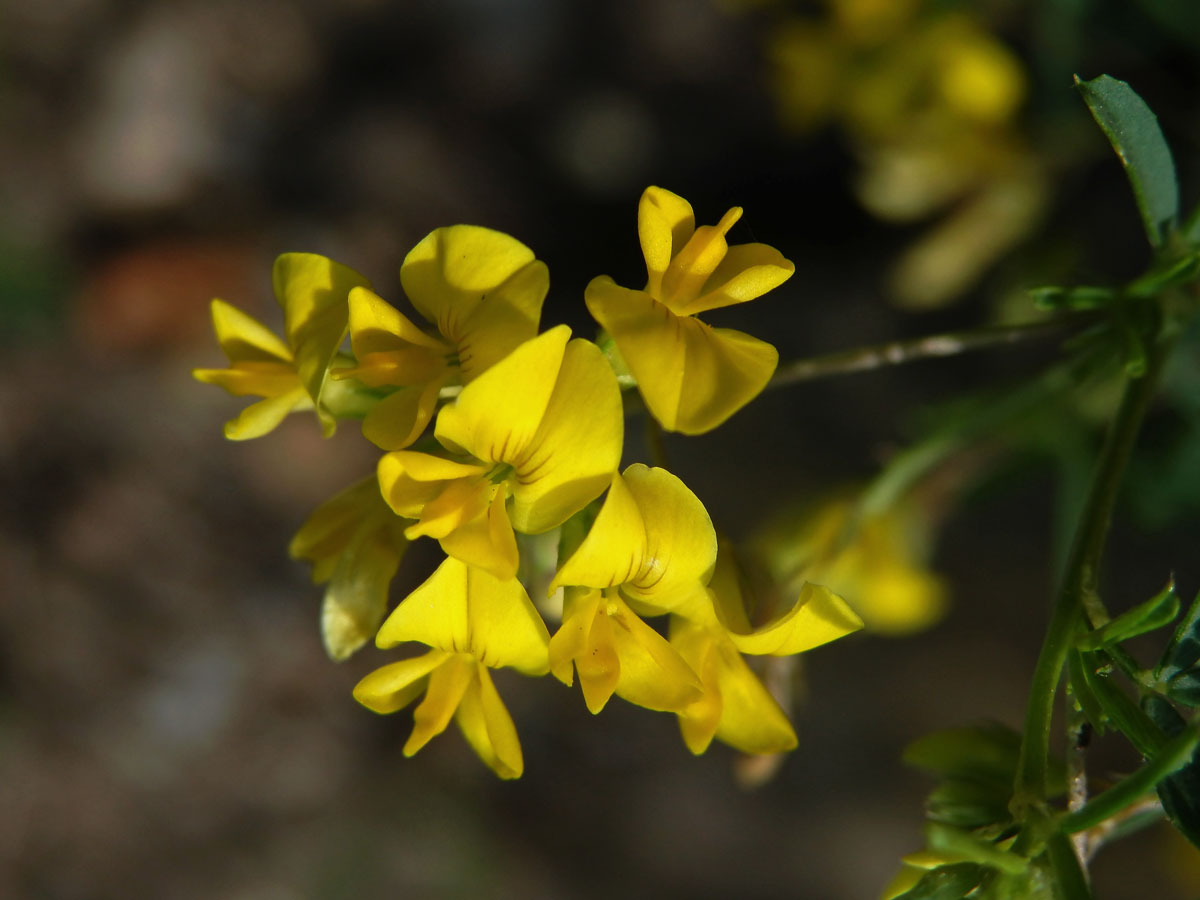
376;325;623;580
288;476;409;661
670;543;863;755
585;186;793;434
353;557;550;779
334;226;548;450
547;464;716;714
193;253;371;439
753;495;946;635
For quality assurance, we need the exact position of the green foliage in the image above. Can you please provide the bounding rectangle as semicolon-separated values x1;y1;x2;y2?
1076;579;1178;649
1075;74;1178;249
893;863;988;900
1142;696;1200;848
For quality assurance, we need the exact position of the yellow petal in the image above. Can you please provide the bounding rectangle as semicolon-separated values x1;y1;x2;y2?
272;252;372;432
454;260;548;382
435;325;570;463
376;556;549;675
678;243;795;316
377;451;488;518
508;338;623;533
193;361;300;399
296;475;409;659
405;652;475;755
659;207;741;311
222;386;312;440
346;286;448;358
360;378;444;451
352;648;449;714
550;473;644;594
438;487;520;581
621;464;717;608
721;581;864;656
585;277;778;434
319;522;407;661
289;476;384;568
400;225;537;337
669;618;723;754
209;299;292;363
548;587;600;686
607;596;703;712
638;186;695;297
709;637;797;754
455;663;524;779
577;601;622;713
406;476;492;541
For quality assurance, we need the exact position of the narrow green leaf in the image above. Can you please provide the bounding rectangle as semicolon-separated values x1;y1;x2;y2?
1030;285;1117;311
926;824;1028;875
1126;253;1200;298
1068;650;1111;734
1075;74;1179;248
1140;696;1200;849
1157;590;1200;681
1061;725;1199;833
1076;578;1179;649
893;863;987;900
1074;650;1166;756
1168;669;1200;707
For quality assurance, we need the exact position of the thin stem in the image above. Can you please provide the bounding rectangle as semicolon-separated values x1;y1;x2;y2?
1013;337;1172;809
768;313;1099;388
644;414;670;469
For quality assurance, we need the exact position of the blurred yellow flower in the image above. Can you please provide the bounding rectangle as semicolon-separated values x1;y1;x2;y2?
353;557;550;779
766;3;1041;308
334;226;548;450
752;495;947;636
289;476;409;661
377;325;623;580
193;253;371;438
585;186;793;434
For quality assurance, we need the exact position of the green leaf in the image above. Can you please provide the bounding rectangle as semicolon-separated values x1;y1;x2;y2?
1073;650;1166;757
1075;74;1179;248
1126;253;1200;298
1076;578;1179;649
893;863;987;900
1168;669;1200;707
1140;696;1200;849
926;780;1013;830
926;824;1028;875
1030;285;1117;311
1061;724;1200;834
1157;591;1200;681
903;723;1021;783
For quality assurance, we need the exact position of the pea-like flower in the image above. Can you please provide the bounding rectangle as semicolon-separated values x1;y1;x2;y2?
288;476;409;661
193;253;371;439
751;495;946;635
334;226;548;450
547;464;716;714
376;325;623;580
585;186;794;434
669;542;863;755
352;557;550;779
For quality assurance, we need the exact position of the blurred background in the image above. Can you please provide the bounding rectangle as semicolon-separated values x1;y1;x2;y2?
2;0;1200;897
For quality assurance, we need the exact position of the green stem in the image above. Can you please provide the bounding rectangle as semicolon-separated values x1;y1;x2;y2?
1060;725;1199;835
768;313;1099;388
1012;338;1171;808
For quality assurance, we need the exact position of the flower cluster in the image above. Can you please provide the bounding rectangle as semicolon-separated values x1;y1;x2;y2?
760;0;1045;308
196;186;863;778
